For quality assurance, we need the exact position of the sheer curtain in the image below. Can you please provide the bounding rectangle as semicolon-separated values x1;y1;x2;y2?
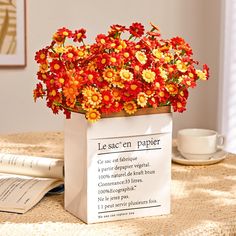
219;0;236;153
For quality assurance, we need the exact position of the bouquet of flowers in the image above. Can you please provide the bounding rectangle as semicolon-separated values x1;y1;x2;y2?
33;22;209;122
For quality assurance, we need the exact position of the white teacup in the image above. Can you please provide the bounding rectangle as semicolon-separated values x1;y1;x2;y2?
177;129;224;160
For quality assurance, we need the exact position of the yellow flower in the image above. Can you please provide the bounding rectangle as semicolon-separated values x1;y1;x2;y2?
103;68;116;82
86;109;101;123
82;86;96;97
137;92;148;107
196;69;207;80
77;49;86;59
142;69;156;83
159;67;168;80
119;69;134;81
54;46;66;54
87;90;102;107
124;101;137;115
176;60;187;72
152;49;163;60
135;51;147;64
164;54;173;63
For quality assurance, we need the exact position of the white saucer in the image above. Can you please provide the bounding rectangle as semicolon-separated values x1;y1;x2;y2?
172;146;228;166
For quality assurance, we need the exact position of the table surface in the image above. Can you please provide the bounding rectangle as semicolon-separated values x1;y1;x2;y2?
0;132;236;236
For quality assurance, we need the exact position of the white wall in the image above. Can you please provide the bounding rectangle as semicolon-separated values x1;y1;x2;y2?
0;0;221;135
218;0;236;153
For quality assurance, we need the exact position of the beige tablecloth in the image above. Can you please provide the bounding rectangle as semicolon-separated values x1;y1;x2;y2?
0;132;236;236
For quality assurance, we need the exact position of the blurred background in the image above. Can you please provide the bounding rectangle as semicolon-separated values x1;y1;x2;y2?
0;0;235;152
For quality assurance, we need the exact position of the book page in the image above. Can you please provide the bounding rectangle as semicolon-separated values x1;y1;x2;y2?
0;153;63;179
0;174;63;213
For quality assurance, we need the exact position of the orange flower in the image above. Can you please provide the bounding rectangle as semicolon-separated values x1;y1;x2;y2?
86;109;101;122
166;83;178;95
103;68;116;82
63;84;79;101
87;90;102;107
123;101;137;115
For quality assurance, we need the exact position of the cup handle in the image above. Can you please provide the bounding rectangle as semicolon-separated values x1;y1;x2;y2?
217;134;224;149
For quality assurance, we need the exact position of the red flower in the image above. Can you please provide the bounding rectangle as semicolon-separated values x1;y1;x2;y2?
57;27;73;38
50;60;65;73
95;34;110;46
172;99;187;113
35;49;48;64
101;90;113;105
53;27;73;44
203;64;210;80
33;83;45;101
73;28;86;42
129;22;144;37
109;24;127;37
62;47;79;62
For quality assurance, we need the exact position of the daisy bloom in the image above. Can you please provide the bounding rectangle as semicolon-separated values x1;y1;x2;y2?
176;60;188;72
109;24;127;36
123;101;137;115
82;86;96;97
86;109;101;123
63;48;78;62
142;69;156;83
159;67;168;80
112;76;125;88
54;46;66;54
35;49;48;63
129;22;144;38
145;89;154;97
172;100;187;113
50;60;64;73
101;90;113;105
57;27;73;38
166;83;179;95
73;28;86;42
119;69;134;81
63;84;79;101
39;63;49;73
103;68;116;82
152;49;163;60
95;34;109;45
87;90;102;107
33;83;45;101
202;64;210;79
135;51;147;64
137;92;148;107
196;69;207;80
53;27;72;44
126;81;142;96
182;77;196;88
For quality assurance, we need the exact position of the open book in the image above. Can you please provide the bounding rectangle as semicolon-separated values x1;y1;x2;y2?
0;153;64;214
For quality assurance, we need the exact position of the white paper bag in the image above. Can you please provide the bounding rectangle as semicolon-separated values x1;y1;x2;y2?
64;110;172;223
